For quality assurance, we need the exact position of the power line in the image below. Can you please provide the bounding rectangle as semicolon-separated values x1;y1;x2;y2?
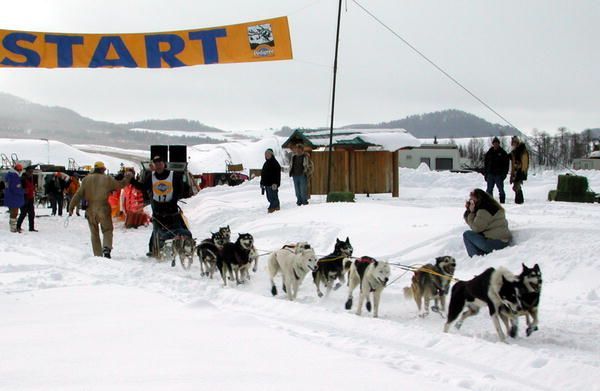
350;0;587;179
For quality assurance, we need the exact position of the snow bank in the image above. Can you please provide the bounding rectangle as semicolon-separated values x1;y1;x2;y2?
187;136;286;173
0;138;135;172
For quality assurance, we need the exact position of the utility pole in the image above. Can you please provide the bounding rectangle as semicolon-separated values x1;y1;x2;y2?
326;0;343;195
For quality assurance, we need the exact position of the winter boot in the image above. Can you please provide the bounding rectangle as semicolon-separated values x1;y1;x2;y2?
102;247;111;259
499;195;506;204
9;218;17;233
515;190;524;204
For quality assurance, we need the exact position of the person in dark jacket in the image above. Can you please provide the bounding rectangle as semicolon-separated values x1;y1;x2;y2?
510;136;529;204
45;172;68;216
130;155;192;256
3;163;24;232
260;148;281;213
484;137;510;204
289;143;313;206
17;166;37;232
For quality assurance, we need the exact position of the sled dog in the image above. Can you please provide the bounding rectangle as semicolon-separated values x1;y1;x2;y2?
313;237;353;297
172;236;196;270
345;257;391;318
269;242;318;301
501;263;543;337
444;267;521;341
196;231;228;278
220;233;254;286
403;256;456;317
219;225;232;242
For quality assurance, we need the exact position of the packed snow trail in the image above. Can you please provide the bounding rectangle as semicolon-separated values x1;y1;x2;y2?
2;169;600;390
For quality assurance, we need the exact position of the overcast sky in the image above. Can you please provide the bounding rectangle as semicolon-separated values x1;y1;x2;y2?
1;0;598;134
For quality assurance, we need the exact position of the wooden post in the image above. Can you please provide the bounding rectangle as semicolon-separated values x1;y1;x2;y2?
392;151;399;197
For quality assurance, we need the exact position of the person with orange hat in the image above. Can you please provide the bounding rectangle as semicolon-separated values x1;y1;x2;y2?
3;163;25;232
68;161;132;258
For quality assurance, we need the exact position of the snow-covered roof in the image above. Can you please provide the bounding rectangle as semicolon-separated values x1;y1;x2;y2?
282;128;421;151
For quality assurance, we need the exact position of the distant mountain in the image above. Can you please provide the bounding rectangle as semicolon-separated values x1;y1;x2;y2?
0;92;227;149
343;109;522;139
125;119;223;133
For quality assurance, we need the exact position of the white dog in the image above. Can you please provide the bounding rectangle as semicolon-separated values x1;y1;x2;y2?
345;257;391;317
268;243;318;301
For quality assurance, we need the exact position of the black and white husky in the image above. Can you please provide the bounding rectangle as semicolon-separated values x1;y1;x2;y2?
444;267;521;341
313;237;353;297
403;256;456;317
196;232;228;278
220;233;254;286
219;225;231;242
345;257;391;318
501;263;543;337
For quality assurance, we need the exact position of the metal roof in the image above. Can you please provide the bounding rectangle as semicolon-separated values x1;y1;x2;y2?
281;128;421;151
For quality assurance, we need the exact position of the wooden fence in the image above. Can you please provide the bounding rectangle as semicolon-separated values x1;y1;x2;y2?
309;150;399;196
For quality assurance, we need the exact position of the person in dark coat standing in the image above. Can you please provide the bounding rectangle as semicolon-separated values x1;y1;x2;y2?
45;172;68;216
484;137;510;204
510;136;529;204
289;143;313;206
260;148;281;213
4;163;25;232
17;166;37;232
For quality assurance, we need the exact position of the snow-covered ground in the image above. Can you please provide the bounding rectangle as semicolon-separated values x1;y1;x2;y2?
2;161;600;389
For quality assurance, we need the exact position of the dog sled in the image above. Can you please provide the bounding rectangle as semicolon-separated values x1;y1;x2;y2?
150;208;195;270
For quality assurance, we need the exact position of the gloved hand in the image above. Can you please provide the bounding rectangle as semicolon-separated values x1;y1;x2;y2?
271;184;278;190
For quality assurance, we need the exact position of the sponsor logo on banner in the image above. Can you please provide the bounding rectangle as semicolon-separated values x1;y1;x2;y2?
254;46;274;57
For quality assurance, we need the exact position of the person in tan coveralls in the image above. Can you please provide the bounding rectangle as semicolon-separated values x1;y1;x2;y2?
68;162;132;258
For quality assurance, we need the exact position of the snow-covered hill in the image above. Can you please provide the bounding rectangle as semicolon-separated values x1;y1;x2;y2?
0;138;136;172
1;153;600;389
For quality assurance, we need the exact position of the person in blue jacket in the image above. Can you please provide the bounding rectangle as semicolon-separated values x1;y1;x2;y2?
3;163;25;232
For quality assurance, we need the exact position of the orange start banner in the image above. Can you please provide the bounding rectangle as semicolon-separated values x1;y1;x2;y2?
0;16;293;68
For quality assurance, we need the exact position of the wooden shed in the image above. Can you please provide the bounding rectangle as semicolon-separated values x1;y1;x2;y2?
282;129;421;197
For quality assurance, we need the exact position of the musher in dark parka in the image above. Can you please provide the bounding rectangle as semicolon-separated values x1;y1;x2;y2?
484;136;510;204
130;155;192;256
463;188;512;257
509;136;529;204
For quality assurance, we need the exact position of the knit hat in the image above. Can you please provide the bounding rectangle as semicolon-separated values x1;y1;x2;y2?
94;161;106;170
265;148;274;154
492;136;500;144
